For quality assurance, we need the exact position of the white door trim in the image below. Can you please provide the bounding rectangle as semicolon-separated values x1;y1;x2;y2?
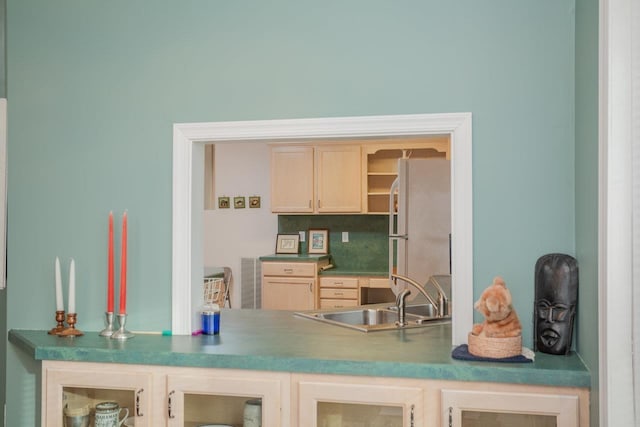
171;112;473;345
599;0;636;424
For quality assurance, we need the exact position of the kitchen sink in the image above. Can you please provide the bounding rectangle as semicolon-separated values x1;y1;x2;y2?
295;304;450;332
319;308;422;326
386;303;437;318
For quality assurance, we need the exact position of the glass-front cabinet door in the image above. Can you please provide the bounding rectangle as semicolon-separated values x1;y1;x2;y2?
166;369;287;427
441;389;579;427
43;361;152;427
296;374;424;427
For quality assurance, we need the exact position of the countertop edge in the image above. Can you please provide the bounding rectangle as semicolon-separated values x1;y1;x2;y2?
8;329;591;388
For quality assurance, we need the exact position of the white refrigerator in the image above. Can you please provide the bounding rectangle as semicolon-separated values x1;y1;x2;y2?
389;158;451;300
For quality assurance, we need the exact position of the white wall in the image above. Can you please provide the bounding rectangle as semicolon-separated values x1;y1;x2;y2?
203;141;278;308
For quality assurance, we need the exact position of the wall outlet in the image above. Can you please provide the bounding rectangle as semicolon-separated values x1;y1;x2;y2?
299;231;306;242
342;231;349;243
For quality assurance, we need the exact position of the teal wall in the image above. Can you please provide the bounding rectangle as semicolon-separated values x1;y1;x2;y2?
5;1;585;425
575;0;599;425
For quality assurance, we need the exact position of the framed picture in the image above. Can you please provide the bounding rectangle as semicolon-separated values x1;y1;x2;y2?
308;229;329;254
234;196;245;209
249;196;261;208
276;234;300;254
218;196;230;209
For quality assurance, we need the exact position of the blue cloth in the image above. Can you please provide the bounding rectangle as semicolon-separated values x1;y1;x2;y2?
451;344;533;363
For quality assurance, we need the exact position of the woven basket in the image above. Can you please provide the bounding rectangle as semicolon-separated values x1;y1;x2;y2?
468;332;522;358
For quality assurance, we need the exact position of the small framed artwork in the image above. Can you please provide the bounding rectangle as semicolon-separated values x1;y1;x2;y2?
234;196;246;209
276;234;300;254
308;229;329;254
218;196;230;209
249;196;261;208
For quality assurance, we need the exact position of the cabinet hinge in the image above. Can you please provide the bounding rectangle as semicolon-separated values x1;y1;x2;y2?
168;390;175;419
136;388;144;417
410;404;415;427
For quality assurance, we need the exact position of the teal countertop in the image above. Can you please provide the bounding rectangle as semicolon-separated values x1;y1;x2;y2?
9;309;589;388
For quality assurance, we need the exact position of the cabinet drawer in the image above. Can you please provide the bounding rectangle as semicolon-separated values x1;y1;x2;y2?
262;262;316;277
319;288;358;299
319;299;359;309
363;277;390;289
319;277;358;289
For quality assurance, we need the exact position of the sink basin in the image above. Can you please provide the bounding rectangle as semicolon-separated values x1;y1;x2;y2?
319;308;421;326
386;303;437;318
295;304;450;332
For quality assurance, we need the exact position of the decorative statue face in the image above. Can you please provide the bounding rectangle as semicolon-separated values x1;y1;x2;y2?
534;254;578;355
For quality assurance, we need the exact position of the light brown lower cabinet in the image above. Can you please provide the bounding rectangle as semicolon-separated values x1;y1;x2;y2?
441;388;580;427
42;361;589;427
261;260;329;311
294;374;423;427
319;276;360;308
44;361;157;427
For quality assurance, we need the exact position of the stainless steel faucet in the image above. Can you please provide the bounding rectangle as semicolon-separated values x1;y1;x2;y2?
392;273;449;326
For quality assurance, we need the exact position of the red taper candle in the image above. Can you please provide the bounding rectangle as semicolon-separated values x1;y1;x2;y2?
119;211;127;314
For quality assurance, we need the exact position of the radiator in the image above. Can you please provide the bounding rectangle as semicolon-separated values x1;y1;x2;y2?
241;257;262;309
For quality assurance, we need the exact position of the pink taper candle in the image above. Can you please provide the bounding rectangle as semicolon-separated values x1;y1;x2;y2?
107;211;114;313
119;211;127;314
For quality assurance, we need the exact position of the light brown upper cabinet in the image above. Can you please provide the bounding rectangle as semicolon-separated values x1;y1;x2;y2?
270;138;450;214
271;146;315;213
315;145;361;212
271;144;361;213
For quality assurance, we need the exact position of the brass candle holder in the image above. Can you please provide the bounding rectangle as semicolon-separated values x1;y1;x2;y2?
48;310;66;335
99;312;115;337
111;313;134;340
59;312;84;337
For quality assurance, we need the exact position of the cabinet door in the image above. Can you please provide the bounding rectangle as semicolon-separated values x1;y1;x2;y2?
441;389;579;427
271;146;314;212
166;369;288;427
316;145;361;212
262;277;315;310
296;375;424;427
43;361;154;427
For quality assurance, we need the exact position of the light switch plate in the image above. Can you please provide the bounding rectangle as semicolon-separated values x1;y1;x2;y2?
299;231;306;242
342;231;349;243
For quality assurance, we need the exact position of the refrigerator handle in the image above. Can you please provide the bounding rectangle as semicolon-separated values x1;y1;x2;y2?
389;177;399;233
389;177;400;281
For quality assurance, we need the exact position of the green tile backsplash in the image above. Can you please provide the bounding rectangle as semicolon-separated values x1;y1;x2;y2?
278;215;389;272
